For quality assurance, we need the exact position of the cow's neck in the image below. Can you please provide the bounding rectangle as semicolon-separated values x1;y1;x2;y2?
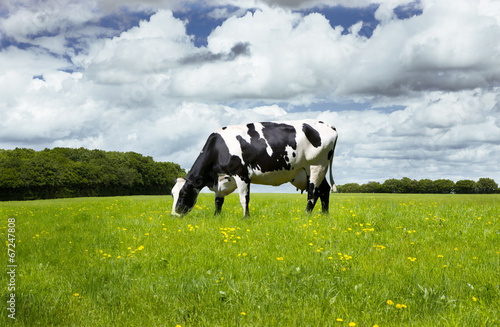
186;147;217;189
186;163;213;188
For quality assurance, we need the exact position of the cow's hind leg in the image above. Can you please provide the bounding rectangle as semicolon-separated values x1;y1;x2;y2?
214;194;224;215
318;178;331;213
306;165;329;213
306;179;330;213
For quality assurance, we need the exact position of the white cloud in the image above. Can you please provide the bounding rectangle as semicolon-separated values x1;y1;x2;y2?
168;8;350;102
82;10;196;85
0;0;500;187
338;0;500;97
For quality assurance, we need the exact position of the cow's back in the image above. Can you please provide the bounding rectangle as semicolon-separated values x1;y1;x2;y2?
216;120;337;186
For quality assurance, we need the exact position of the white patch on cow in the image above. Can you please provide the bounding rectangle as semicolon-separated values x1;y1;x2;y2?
209;174;237;197
215;125;247;160
171;178;185;216
290;169;308;192
285;144;296;162
255;123;274;158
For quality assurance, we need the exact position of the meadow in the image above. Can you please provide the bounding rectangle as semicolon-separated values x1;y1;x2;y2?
1;193;499;326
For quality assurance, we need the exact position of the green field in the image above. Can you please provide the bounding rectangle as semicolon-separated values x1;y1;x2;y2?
1;193;499;326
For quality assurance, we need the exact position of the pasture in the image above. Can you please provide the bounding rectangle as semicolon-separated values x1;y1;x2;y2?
1;193;499;326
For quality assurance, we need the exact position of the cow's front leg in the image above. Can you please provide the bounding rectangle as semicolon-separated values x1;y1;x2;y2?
214;194;224;215
235;178;251;217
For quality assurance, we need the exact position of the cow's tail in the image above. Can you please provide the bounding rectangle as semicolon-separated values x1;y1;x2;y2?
329;131;338;193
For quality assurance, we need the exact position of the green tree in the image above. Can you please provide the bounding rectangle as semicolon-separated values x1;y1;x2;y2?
383;178;404;193
400;177;417;193
416;179;435;193
338;183;360;193
455;180;476;194
476;178;498;194
433;179;455;194
360;181;384;193
0;147;185;200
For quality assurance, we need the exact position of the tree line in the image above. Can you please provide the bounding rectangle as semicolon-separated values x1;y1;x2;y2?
0;148;186;201
337;177;499;194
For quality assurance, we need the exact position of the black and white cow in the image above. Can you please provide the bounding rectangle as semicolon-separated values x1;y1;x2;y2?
171;120;338;217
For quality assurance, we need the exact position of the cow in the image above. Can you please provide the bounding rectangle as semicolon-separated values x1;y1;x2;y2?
171;120;338;217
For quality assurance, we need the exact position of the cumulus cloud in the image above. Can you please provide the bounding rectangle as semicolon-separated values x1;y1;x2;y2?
337;0;500;98
1;0;500;186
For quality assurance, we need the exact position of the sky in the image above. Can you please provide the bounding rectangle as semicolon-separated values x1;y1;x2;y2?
1;0;500;192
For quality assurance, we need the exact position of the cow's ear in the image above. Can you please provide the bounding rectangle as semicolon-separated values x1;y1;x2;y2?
193;176;204;188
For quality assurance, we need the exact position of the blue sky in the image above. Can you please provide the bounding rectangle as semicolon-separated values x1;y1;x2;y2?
1;0;499;190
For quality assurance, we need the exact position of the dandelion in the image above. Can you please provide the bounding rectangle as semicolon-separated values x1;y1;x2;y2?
437;255;444;258
473;296;478;302
241;312;247;315
277;257;284;261
74;293;79;297
349;323;356;327
387;300;394;306
336;318;343;322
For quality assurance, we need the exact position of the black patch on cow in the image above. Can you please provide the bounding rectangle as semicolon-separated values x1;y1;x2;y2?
237;122;297;173
303;123;322;148
186;133;248;187
327;149;334;161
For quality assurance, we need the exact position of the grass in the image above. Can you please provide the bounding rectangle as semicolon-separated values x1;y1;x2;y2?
1;193;499;326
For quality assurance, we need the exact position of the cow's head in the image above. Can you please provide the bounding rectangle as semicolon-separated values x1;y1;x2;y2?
171;177;202;216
